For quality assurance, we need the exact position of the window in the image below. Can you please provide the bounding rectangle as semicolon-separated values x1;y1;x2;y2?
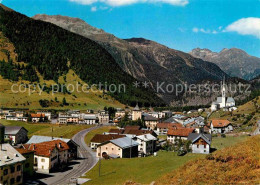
204;145;206;149
3;180;8;185
10;166;15;173
197;145;199;148
16;176;21;182
17;165;21;171
204;150;206;153
10;178;15;185
41;158;45;162
4;169;8;175
42;166;44;169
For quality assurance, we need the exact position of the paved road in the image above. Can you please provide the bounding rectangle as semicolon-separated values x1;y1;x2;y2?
40;126;100;185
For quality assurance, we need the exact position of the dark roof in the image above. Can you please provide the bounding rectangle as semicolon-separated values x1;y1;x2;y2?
188;133;212;145
164;117;176;123
157;122;182;129
143;114;158;121
5;126;28;135
124;125;141;130
90;134;125;143
108;129;124;134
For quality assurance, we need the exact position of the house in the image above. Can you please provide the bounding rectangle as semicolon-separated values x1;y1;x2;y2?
97;137;139;158
188;132;212;154
115;109;126;118
0;143;26;185
90;134;125;149
210;120;233;134
143;114;158;130
31;113;45;123
16;148;35;177
167;128;195;143
79;114;97;124
23;140;69;174
37;111;51;120
98;110;109;124
6;115;28;122
4;126;28;145
133;134;157;156
156;122;183;135
132;104;142;121
27;135;79;160
58;114;79;124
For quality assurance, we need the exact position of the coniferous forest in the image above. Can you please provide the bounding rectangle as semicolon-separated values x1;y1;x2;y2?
0;6;164;107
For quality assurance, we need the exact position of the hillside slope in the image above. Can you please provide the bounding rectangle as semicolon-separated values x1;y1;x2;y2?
155;135;260;185
33;14;228;105
190;48;260;80
0;4;163;107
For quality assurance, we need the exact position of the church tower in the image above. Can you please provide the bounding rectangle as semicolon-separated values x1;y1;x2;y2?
221;77;226;108
132;103;142;121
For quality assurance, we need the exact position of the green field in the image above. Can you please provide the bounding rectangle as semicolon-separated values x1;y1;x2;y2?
84;152;203;185
85;126;117;146
83;135;248;185
0;120;93;139
211;135;248;150
0;70;125;111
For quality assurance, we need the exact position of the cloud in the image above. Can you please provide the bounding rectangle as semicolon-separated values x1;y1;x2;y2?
225;17;260;39
91;6;97;11
192;27;218;34
69;0;189;7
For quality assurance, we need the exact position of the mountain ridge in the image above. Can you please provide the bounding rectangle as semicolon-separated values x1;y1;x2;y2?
33;14;230;105
190;47;260;80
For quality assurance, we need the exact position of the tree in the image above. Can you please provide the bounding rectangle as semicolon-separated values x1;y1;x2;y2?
62;97;68;106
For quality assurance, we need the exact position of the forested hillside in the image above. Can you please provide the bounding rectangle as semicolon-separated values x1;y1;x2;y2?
0;5;163;107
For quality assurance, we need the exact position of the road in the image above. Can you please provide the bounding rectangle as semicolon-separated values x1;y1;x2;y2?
39;126;100;185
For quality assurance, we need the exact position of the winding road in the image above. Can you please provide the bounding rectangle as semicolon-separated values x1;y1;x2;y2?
39;126;101;185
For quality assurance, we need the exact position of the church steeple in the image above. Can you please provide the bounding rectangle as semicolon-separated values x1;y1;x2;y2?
222;77;226;98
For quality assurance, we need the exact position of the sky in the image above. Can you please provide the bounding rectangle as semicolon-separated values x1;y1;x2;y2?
2;0;260;57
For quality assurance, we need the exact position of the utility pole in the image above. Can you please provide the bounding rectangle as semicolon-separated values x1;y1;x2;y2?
99;148;101;177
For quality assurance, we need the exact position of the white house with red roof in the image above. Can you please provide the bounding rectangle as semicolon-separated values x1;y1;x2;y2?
210;120;233;134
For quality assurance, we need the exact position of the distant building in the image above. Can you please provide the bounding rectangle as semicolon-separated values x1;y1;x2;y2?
4;126;28;145
115;109;126;118
210;120;233;134
133;133;157;156
37;111;51;120
211;79;235;111
90;134;125;150
79;114;97;125
98;110;109;124
132;104;142;121
143;114;158;130
31;113;45;123
188;132;212;154
156;122;182;135
97;137;139;158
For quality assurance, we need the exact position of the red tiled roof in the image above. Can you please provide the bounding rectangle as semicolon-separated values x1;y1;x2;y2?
211;120;231;128
23;140;69;157
16;148;34;154
90;134;125;143
167;128;195;137
31;113;45;118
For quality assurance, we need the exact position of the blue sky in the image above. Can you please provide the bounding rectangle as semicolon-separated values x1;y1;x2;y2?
2;0;260;57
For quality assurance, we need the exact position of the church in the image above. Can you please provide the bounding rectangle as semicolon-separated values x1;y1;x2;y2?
211;79;235;111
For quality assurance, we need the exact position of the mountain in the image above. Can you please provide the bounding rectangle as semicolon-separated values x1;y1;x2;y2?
0;4;163;108
32;14;228;105
190;48;260;80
